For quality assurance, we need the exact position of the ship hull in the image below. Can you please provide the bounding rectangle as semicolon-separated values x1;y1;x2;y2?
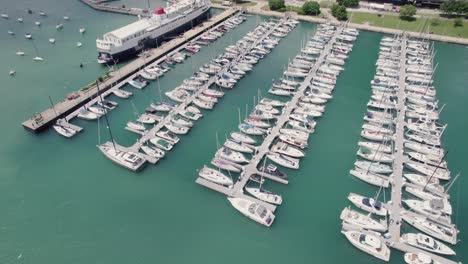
98;8;211;64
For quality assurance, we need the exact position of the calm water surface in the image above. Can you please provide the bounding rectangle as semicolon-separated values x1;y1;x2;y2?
0;1;467;263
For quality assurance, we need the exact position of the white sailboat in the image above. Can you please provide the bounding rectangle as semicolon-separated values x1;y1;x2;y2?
347;192;387;216
198;166;233;186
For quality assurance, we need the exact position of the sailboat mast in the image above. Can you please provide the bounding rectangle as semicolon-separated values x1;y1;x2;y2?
96;80;116;150
423;150;449;191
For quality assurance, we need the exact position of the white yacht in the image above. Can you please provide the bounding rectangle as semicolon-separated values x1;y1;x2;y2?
53;124;76;138
401;211;458;245
341;230;390;261
401;233;455;256
216;147;248;164
230;132;256;144
227;197;275;227
113;89;132;98
347;193;387;216
211;157;241;173
271;142;304;158
354;160;392;174
404;161;450;180
141;145;165;159
245;187;282;205
340;207;387;232
96;0;211;63
404;253;436;264
198;166;233;186
224;139;254;154
267;152;299;169
350;169;389;188
98;142;146;171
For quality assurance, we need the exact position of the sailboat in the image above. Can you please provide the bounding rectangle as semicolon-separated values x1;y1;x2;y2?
245;160;282;205
31;40;44;61
96;80;146;171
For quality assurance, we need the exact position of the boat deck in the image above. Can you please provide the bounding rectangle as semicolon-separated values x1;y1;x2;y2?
21;8;240;133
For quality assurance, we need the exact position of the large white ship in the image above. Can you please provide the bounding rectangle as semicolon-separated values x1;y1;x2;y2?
96;0;211;64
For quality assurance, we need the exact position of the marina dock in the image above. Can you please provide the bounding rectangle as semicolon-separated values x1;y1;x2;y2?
387;33;407;242
79;0;143;16
21;7;240;133
195;27;343;214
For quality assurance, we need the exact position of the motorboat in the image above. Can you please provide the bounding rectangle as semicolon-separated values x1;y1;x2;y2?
151;101;176;112
16;51;25;56
227;197;275;227
280;128;309;142
53;124;76;138
126;121;145;131
258;164;288;179
172;115;193;127
407;151;447;168
49;38;56;44
404;253;435;264
79;27;86;34
403;199;452;224
278;134;307;149
98;99;118;110
113;89;132;98
193;98;214;110
267;152;299;169
137;114;156;124
141;145;165;159
33;56;44;61
340;207;387;232
401;233;455;255
156;130;180;145
271;142;304;158
25;33;32;39
347;193;387;216
230;132;256;144
199;166;233;186
341;230;390;261
245;187;282;205
149;136;173;151
165;122;189;135
77;108;98;120
128;78;148;89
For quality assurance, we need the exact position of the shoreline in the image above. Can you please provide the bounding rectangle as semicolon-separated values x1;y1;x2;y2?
213;4;468;45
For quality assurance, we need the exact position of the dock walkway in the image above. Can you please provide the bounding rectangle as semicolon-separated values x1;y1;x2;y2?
387;34;407;242
22;8;240;133
196;27;343;213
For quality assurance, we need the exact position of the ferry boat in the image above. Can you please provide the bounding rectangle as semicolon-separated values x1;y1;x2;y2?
96;0;211;64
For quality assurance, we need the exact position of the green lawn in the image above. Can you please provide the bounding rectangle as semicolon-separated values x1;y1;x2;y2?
349;11;468;38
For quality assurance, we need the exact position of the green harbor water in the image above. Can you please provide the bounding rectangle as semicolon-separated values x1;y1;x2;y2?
0;1;467;263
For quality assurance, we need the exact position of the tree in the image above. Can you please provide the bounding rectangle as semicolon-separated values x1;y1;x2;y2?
399;4;416;20
268;0;285;10
337;0;359;8
331;4;348;20
454;17;463;27
302;1;320;15
441;0;468;15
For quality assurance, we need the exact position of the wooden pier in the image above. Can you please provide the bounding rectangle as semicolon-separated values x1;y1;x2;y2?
21;7;240;133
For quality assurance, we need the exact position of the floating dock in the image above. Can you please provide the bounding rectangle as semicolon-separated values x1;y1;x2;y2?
195;27;343;212
21;7;240;133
